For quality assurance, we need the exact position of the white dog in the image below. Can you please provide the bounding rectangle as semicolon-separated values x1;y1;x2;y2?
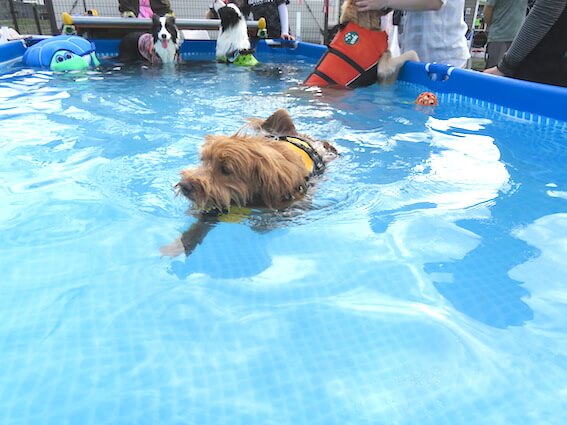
208;0;259;66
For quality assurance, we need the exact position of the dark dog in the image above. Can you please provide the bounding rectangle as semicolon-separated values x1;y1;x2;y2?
118;14;182;64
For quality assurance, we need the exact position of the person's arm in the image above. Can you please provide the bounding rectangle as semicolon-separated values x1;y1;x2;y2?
355;0;443;13
278;3;295;40
492;0;566;76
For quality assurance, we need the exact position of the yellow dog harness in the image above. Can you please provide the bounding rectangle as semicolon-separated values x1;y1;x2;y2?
279;135;326;177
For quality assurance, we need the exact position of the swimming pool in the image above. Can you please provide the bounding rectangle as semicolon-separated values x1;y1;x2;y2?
1;39;566;424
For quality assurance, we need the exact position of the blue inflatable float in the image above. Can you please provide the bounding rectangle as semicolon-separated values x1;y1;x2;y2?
22;35;100;71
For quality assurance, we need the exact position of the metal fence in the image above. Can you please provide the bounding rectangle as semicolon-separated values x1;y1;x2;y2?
29;0;340;43
3;0;479;46
1;0;58;35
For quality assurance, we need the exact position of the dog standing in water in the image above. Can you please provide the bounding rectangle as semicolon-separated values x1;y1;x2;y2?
118;14;182;64
304;0;418;87
207;0;259;66
160;109;338;257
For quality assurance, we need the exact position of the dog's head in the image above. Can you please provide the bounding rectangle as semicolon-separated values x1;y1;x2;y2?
177;135;311;212
206;0;223;19
150;14;182;63
206;0;243;19
177;110;334;212
151;14;180;48
209;1;245;32
340;0;391;31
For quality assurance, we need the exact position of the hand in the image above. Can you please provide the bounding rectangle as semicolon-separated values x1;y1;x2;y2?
281;33;295;41
355;0;390;12
483;66;505;77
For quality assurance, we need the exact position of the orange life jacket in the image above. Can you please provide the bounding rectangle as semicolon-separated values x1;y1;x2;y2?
304;22;388;88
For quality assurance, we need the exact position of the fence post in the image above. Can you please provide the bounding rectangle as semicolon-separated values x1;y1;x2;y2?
323;0;330;44
44;0;59;35
32;5;42;35
8;0;20;33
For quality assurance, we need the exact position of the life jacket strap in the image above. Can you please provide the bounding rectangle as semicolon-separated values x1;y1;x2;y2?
279;136;326;177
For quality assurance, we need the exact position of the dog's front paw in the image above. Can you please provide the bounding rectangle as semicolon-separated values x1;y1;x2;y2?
405;50;419;63
160;238;185;258
377;50;396;83
378;50;420;85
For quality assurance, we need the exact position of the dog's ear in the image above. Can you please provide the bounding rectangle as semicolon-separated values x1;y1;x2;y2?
261;109;297;136
166;15;176;25
151;14;160;33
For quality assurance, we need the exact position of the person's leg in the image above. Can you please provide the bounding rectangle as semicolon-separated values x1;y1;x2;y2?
119;0;139;17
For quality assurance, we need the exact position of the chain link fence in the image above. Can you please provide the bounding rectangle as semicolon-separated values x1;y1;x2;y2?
1;0;57;35
3;1;478;45
2;0;341;43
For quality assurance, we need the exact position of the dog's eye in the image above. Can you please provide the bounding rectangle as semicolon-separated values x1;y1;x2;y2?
220;164;232;175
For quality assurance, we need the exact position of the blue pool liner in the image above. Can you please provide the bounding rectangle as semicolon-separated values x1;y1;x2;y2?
1;38;566;122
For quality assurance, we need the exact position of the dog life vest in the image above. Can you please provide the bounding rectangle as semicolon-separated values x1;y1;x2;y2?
279;136;325;178
304;22;388;88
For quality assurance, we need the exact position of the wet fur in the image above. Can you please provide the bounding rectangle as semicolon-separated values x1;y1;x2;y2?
177;109;337;212
160;109;337;258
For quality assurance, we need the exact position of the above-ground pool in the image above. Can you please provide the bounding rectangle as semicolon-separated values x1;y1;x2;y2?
1;38;566;424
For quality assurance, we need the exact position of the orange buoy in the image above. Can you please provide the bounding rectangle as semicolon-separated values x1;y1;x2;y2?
415;92;439;106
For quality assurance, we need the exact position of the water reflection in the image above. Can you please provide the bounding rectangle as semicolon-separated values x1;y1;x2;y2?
358;115;536;328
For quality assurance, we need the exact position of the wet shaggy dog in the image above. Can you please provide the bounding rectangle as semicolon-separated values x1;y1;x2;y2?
118;14;182;64
160;109;338;257
304;0;418;87
177;109;338;212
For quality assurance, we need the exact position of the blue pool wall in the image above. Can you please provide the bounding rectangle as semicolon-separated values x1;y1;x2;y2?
1;38;566;122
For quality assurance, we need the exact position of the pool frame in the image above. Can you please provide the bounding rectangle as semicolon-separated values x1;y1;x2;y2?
1;37;566;122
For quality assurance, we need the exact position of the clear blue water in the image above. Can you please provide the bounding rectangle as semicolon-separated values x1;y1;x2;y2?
1;54;566;424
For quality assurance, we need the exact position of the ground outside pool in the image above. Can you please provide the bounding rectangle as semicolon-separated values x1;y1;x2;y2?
1;44;566;425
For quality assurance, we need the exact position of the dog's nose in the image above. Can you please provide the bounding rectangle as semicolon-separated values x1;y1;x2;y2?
161;33;167;39
177;181;193;197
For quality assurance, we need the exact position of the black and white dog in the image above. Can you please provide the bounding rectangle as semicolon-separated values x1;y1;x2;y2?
118;14;182;65
207;0;258;66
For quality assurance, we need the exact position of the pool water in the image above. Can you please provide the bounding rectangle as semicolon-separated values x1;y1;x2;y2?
1;55;566;424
